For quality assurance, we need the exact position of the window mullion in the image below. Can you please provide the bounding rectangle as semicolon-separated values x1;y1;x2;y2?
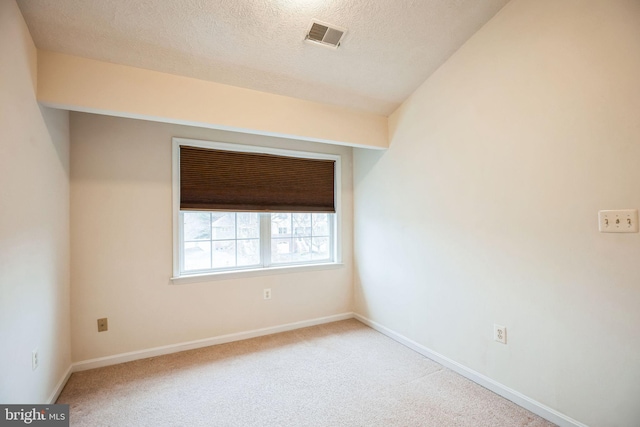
209;212;213;270
330;213;335;262
261;213;271;267
310;214;314;262
178;211;185;273
289;214;294;260
234;212;238;267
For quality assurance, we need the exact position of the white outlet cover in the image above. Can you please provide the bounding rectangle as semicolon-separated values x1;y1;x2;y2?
598;209;638;233
494;324;507;344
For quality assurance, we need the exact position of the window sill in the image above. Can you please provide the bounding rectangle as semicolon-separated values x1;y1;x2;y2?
171;262;344;285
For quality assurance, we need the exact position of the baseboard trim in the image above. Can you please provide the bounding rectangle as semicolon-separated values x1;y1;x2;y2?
47;364;73;404
353;313;589;427
73;312;354;372
64;312;585;426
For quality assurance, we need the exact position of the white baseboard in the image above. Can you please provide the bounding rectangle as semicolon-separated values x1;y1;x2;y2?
73;312;354;372
47;364;73;404
353;313;588;427
60;312;585;426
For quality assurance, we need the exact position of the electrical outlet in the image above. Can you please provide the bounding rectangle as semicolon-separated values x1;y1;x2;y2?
598;209;638;233
97;318;108;332
263;288;272;300
32;349;38;371
494;324;507;344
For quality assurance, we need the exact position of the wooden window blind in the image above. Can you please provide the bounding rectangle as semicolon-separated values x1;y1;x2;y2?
180;146;336;213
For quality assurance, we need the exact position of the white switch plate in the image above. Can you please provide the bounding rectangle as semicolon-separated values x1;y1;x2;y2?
598;209;638;233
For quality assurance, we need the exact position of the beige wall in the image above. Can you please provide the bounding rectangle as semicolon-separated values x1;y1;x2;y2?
354;0;640;426
38;51;388;149
0;0;71;403
70;112;353;362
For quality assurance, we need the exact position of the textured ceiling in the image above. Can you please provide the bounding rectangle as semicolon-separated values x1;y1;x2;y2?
17;0;510;115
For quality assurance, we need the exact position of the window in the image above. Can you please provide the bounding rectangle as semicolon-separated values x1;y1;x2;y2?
172;138;340;280
270;213;331;264
182;212;261;271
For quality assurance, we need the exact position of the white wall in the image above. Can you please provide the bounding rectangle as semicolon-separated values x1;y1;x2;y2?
70;112;353;362
354;0;640;426
0;0;71;403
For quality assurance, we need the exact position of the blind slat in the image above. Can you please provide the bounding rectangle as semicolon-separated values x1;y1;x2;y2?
180;146;335;213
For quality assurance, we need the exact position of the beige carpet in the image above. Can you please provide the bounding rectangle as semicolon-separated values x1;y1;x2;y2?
57;319;556;426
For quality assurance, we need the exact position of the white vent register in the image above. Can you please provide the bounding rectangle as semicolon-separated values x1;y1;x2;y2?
305;20;347;49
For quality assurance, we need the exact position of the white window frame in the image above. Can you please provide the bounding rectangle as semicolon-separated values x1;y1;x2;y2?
171;138;342;283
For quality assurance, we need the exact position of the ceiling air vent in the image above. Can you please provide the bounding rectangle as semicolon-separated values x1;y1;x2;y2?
305;20;347;49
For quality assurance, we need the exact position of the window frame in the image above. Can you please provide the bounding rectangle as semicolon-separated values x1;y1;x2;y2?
171;138;342;283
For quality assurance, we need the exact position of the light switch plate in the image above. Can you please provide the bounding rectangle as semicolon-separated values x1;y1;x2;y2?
598;210;638;233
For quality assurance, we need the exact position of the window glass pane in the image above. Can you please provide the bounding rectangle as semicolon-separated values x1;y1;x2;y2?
271;213;291;236
181;210;333;273
292;213;311;236
312;213;330;236
183;212;211;241
270;213;333;265
291;237;312;263
312;237;330;261
183;241;211;271
237;239;260;266
271;237;292;264
212;212;236;240
212;240;236;268
237;213;259;238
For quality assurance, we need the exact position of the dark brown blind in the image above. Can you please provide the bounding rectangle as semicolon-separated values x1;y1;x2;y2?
180;146;335;213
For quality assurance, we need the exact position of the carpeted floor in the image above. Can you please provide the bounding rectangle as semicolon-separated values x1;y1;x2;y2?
57;319;556;426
